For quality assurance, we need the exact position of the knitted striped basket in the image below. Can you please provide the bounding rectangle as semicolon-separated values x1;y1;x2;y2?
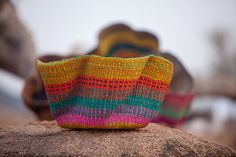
88;23;194;127
89;23;159;57
37;55;173;129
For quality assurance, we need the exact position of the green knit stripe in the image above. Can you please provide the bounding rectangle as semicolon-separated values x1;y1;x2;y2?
159;107;189;119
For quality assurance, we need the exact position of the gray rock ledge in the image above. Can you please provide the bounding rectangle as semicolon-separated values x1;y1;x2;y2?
0;121;235;157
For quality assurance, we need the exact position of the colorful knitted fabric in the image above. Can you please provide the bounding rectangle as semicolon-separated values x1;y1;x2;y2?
89;23;159;57
88;23;194;127
22;55;68;120
152;93;194;127
37;55;173;129
154;53;194;127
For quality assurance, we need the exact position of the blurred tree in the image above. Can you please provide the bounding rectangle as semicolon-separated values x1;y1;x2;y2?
0;0;35;78
195;30;236;100
212;31;236;75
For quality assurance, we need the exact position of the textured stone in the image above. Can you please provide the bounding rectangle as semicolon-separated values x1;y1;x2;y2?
0;121;235;157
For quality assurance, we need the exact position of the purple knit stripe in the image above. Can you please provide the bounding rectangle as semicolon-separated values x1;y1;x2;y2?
52;105;159;120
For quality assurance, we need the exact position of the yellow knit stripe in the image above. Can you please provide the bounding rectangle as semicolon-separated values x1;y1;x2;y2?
97;31;158;56
59;122;146;129
37;55;173;85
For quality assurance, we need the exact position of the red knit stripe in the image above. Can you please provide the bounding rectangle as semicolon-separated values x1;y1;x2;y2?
162;93;194;109
44;75;169;95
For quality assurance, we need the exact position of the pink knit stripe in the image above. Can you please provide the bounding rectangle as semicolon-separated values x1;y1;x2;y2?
56;114;151;126
163;93;194;108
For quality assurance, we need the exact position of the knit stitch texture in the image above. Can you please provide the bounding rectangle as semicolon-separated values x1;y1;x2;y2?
37;55;173;129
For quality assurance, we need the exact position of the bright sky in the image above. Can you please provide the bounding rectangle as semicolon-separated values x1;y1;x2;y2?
13;0;236;76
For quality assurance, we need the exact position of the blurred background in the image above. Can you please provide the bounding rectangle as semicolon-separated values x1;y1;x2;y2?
0;0;236;150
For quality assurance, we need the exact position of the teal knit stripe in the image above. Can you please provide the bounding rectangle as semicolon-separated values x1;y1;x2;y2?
108;43;153;56
49;95;161;111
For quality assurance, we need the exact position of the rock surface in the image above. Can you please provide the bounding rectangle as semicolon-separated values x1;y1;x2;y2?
0;121;235;157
